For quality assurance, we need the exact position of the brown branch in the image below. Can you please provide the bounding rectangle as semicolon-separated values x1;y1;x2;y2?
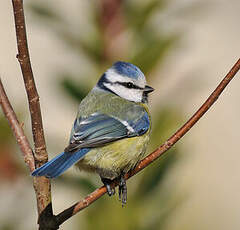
0;79;35;172
12;0;47;164
11;0;53;225
54;58;240;226
6;2;240;228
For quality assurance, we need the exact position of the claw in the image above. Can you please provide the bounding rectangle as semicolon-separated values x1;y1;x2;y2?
101;175;127;206
118;175;127;206
101;178;115;196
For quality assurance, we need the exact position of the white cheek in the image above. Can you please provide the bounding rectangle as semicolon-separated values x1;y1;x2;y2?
104;83;142;102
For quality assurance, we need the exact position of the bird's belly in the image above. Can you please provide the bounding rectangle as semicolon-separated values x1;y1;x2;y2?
76;134;149;180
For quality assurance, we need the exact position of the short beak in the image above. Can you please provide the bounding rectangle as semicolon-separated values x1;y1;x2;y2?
144;85;154;93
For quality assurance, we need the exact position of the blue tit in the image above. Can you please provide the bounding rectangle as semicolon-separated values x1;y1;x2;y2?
32;61;154;205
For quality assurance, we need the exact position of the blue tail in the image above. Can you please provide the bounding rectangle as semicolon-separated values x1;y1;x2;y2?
31;148;90;178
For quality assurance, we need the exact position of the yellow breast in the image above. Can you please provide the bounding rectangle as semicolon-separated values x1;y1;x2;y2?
76;131;150;180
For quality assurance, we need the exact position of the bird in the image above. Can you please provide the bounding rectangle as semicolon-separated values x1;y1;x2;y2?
32;61;154;205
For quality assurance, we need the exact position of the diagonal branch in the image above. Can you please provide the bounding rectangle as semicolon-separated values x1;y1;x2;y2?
0;78;35;172
11;0;52;221
5;2;240;228
54;58;240;225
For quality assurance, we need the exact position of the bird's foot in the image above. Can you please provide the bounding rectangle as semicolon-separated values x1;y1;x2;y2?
101;178;115;196
118;174;127;207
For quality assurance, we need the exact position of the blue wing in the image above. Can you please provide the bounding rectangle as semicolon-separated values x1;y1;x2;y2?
65;112;150;152
32;111;150;178
128;111;150;136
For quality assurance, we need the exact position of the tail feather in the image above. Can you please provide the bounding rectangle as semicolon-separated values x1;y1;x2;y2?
31;148;90;178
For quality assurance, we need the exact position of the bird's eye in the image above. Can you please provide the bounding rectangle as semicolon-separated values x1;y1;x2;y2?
117;81;140;89
126;82;134;88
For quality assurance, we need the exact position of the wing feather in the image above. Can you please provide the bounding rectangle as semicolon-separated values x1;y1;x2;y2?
65;112;150;153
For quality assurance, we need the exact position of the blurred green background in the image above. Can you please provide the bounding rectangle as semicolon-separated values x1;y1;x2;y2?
0;0;239;230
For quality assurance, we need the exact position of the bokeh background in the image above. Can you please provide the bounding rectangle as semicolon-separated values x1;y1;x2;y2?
0;0;239;229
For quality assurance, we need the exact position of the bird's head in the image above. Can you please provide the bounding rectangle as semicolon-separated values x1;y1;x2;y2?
97;61;154;103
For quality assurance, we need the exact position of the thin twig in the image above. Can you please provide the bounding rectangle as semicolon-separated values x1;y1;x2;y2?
55;58;240;225
0;78;35;172
11;0;52;222
6;1;240;227
12;0;47;163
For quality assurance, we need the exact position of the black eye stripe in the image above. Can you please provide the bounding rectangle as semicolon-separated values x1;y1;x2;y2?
116;81;143;90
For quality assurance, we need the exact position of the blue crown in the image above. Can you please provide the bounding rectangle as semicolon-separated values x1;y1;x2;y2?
112;61;145;80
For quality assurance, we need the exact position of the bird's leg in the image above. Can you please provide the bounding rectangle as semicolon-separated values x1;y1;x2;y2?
118;174;127;206
101;177;115;196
